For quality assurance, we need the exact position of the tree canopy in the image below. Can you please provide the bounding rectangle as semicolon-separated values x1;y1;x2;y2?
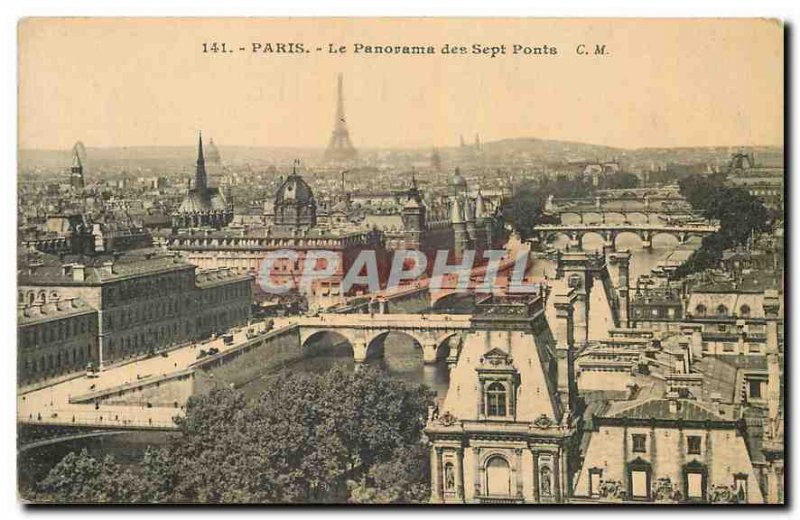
672;174;771;278
33;366;434;504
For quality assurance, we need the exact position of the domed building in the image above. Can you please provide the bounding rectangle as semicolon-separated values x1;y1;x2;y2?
451;167;468;197
172;133;233;229
204;137;224;188
273;164;317;230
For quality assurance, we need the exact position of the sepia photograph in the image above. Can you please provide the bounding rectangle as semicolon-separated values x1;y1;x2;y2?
14;16;785;505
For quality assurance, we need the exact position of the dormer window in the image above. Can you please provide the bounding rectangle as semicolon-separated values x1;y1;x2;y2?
486;382;508;417
476;348;519;421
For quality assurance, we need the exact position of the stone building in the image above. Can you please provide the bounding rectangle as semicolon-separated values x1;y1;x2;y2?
18;248;252;370
425;293;578;504
17;297;98;386
574;393;764;503
172;133;233;229
169;167;390;307
724;152;783;211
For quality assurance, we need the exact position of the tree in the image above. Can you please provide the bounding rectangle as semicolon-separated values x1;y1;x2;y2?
348;444;431;504
35;449;139;503
673;174;771;279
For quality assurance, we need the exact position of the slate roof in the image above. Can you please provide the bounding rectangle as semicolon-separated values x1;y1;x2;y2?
604;397;730;423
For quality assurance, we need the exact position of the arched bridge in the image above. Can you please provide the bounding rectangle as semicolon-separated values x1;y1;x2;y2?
294;313;472;364
552;207;701;225
531;222;719;250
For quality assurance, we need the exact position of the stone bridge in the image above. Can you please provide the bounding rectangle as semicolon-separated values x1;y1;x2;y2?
531;222;719;250
552;207;700;225
550;185;687;212
294;313;472;364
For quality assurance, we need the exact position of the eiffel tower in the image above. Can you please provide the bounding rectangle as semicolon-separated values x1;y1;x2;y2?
324;74;358;162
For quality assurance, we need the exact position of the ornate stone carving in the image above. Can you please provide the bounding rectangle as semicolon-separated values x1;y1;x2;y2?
709;484;739;504
652;477;681;502
598;479;625;500
533;414;554;428
438;410;458;426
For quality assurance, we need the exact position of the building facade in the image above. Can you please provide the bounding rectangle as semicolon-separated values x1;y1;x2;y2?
17;297;98;386
18;249;252;372
425;293;578;504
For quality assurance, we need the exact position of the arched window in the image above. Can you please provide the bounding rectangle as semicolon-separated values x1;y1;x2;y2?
695;304;706;317
740;305;751;318
717;305;728;318
485;456;511;496
486;382;507;417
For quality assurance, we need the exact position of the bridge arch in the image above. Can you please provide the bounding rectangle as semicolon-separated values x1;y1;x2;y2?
581;211;603;224
579;231;606;250
650;232;681;248
614;231;645;249
365;330;426;361
625;211;649;224
603;211;626;223
300;329;356;358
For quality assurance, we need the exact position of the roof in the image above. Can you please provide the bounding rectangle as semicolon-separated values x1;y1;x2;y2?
19;297;96;326
603;397;730;424
195;268;252;288
18;249;194;286
178;187;228;213
275;173;314;205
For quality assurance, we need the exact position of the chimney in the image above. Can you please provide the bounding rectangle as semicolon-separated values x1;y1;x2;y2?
102;261;114;275
626;382;639;400
72;264;85;282
709;392;721;415
666;390;681;414
553;293;576;418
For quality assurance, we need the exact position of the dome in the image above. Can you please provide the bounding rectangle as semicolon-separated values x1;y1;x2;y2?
275;173;315;206
205;138;221;164
451;167;468;193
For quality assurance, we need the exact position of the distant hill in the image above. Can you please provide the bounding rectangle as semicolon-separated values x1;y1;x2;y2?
18;138;783;173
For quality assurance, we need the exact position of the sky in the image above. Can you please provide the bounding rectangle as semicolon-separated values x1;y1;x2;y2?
18;18;783;150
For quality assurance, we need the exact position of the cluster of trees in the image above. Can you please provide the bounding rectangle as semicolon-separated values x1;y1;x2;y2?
672;173;771;278
509;171;640;239
33;366;434;504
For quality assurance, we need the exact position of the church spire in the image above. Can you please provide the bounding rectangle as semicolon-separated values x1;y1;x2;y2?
195;131;207;191
70;145;84;189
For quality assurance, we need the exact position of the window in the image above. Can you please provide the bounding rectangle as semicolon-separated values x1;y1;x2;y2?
485;456;511;496
687;436;702;455
717;305;728;318
695;304;706;316
740;305;751;318
723;342;735;352
686;472;704;499
748;378;764;399
486;382;507;417
631;470;649;499
733;475;748;502
589;469;603;497
632;434;647;453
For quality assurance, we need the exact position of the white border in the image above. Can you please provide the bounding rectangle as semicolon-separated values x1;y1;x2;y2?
2;1;797;519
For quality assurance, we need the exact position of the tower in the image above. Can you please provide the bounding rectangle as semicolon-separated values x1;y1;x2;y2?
324;74;358;162
431;147;442;172
195;131;208;191
69;146;84;189
402;175;426;250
